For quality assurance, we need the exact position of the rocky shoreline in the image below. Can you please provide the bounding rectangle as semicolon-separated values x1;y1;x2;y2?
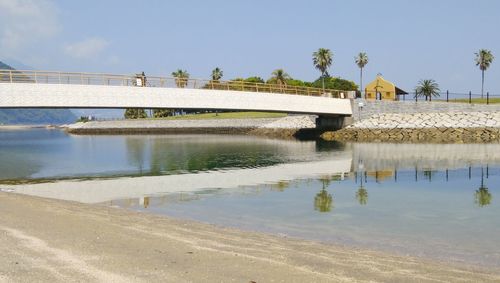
323;112;500;143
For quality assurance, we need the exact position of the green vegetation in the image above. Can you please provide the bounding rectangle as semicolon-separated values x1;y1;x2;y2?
152;109;173;118
415;79;440;101
172;69;190;88
268;69;291;87
211;67;223;81
474;49;494;98
355;52;369;95
312;48;333;91
450;97;500;104
124;108;147;119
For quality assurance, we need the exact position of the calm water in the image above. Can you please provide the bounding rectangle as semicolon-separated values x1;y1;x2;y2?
1;129;500;268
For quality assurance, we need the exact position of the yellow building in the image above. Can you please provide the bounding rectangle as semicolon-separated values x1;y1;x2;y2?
364;75;407;101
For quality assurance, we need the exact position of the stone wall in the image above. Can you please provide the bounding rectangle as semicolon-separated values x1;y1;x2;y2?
352;99;500;121
323;111;500;143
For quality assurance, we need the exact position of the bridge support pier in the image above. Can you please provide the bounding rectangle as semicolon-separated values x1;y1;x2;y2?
316;116;353;130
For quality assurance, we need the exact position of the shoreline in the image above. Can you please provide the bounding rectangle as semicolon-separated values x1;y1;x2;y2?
1;191;499;282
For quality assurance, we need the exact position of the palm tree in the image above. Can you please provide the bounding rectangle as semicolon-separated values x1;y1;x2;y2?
415;79;440;101
312;48;333;92
171;69;190;88
270;69;291;91
211;67;223;81
475;49;494;98
355;52;369;97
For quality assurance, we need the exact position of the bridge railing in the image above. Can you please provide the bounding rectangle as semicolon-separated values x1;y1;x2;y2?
0;69;352;99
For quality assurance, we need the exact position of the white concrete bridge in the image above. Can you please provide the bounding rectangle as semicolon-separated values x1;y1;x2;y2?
0;70;353;126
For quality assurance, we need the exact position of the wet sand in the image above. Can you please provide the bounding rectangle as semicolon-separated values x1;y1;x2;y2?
0;192;499;282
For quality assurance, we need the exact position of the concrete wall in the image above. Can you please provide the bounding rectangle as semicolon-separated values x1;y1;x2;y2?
353;99;500;121
0;83;353;116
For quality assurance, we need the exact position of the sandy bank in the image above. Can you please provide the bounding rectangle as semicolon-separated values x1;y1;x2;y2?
0;192;498;282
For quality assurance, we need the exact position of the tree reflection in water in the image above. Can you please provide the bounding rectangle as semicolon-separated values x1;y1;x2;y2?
314;177;333;212
356;187;368;205
475;167;492;207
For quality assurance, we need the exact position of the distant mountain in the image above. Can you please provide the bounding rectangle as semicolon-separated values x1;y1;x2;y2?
0;60;77;125
0;61;14;70
1;59;34;70
0;109;76;125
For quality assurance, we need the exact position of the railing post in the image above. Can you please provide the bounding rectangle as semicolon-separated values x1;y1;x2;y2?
295;86;298;95
34;71;38;83
487;92;490;105
469;91;472;104
256;84;259;92
58;72;61;84
446;90;449;102
415;90;418;102
210;80;214;90
9;70;12;83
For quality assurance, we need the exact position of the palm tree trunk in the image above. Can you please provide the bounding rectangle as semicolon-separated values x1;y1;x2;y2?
481;70;485;99
360;67;363;98
321;73;325;94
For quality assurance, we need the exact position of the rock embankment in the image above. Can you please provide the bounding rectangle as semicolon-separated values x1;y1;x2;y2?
323;112;500;143
64;115;316;138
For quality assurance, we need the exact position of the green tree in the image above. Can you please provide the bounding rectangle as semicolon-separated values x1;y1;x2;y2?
211;67;223;81
356;187;368;205
474;49;494;98
355;52;369;96
312;48;333;92
172;69;190;88
124;108;147;119
152;109;173;118
312;77;358;91
415;79;440;101
269;69;291;90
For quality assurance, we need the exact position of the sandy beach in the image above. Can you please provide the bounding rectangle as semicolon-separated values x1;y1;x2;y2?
0;192;499;282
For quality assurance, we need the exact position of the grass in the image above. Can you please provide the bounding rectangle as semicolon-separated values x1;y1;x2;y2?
446;98;500;104
145;111;287;120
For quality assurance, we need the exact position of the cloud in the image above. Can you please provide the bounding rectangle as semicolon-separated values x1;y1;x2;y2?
64;38;110;59
0;0;60;57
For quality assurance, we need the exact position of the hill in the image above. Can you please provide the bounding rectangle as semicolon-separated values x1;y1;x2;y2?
0;61;77;125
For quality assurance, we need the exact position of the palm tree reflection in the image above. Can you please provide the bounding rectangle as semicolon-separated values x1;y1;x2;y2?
356;186;368;205
475;167;492;207
314;177;333;212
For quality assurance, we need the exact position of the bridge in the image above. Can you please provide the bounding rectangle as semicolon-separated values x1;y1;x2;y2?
0;70;354;128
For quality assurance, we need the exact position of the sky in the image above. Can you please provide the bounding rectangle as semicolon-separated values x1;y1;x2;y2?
0;0;499;94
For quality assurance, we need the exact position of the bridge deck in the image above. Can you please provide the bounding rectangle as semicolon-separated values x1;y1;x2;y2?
0;70;353;116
